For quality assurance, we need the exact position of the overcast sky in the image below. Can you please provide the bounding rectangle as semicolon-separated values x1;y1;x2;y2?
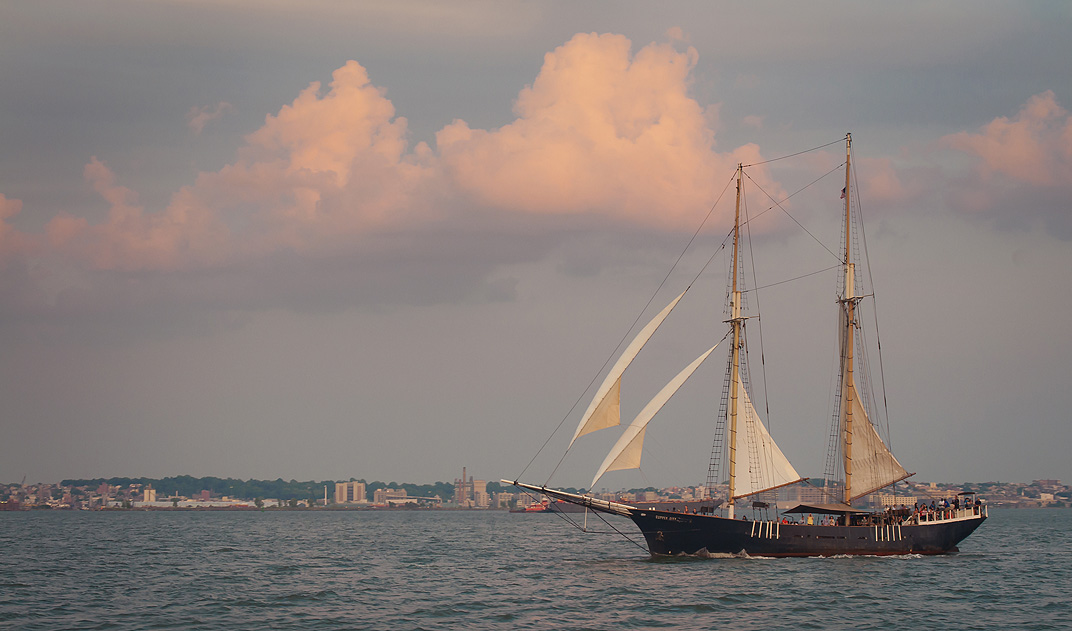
2;1;1070;490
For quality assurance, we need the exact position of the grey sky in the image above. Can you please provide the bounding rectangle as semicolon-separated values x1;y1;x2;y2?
1;1;1070;489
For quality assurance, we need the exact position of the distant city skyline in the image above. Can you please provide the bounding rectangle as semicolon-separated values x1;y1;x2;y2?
2;3;1070;488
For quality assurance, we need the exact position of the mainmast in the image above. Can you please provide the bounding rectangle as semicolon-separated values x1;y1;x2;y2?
841;133;856;505
727;163;743;519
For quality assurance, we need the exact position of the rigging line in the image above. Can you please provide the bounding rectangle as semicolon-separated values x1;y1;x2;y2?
594;329;731;493
742;164;845;262
802;478;843;505
516;488;613;535
531;490;648;550
741;180;774;431
742;264;842;293
741;136;846;167
851;155;893;451
536;170;739;485
593;508;650;552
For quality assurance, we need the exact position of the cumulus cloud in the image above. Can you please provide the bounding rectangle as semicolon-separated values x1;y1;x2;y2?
4;32;789;334
437;33;779;229
941;91;1072;237
944;91;1072;186
45;157;229;270
186;101;233;135
27;34;778;277
46;61;431;271
0;194;37;264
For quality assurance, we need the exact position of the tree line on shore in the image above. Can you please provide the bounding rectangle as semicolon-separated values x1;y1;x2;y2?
60;475;508;502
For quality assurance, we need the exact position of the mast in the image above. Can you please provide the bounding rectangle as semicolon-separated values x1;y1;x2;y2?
727;164;743;519
841;133;855;505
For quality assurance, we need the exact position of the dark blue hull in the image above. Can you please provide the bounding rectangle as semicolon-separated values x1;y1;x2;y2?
629;510;986;557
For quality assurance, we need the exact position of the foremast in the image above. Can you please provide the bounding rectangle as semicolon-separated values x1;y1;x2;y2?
841;133;857;505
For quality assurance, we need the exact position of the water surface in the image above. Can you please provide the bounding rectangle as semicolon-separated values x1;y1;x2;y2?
1;508;1069;629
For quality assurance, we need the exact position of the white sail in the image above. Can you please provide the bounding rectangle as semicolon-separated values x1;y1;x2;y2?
591;342;721;487
569;290;687;447
732;373;802;499
842;377;910;500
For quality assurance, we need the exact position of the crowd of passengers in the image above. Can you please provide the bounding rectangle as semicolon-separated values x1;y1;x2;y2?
669;496;983;525
772;496;984;526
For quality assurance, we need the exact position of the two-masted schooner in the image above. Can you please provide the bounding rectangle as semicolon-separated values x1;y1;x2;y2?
506;135;986;556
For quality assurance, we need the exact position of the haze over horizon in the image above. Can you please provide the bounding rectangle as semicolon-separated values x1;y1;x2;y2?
2;2;1071;490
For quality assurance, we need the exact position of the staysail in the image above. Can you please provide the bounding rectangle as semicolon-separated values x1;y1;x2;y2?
732;373;802;498
569;290;687;447
590;342;722;487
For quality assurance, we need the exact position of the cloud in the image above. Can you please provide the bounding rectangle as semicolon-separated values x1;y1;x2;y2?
29;34;777;275
941;91;1072;237
5;33;786;335
944;91;1072;186
0;194;37;264
742;115;764;130
437;32;780;229
44;157;229;271
186;102;233;135
45;61;430;271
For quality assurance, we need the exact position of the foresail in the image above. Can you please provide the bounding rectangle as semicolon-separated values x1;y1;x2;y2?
569;290;687;447
590;342;721;488
843;379;910;501
732;374;802;499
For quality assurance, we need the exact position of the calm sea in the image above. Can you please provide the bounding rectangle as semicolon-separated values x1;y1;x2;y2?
1;508;1069;630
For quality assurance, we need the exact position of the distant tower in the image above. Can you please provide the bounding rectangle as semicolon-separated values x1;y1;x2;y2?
455;467;475;506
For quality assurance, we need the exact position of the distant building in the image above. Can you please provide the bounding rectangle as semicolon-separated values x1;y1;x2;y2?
785;484;827;504
335;481;366;504
494;492;514;509
872;493;916;508
453;467;490;508
373;487;407;505
473;480;489;508
454;467;472;505
143;487;157;503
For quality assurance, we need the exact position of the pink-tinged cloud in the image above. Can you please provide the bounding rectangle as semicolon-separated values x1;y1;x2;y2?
26;34;780;274
0;194;38;264
187;101;233;135
855;156;912;205
437;33;780;229
937;91;1072;237
943;90;1072;186
243;61;414;189
44;61;431;270
44;157;230;271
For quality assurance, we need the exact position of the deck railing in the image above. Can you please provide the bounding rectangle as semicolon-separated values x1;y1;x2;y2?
913;504;987;524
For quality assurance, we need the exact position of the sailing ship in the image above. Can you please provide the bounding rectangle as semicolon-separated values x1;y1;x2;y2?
505;134;986;556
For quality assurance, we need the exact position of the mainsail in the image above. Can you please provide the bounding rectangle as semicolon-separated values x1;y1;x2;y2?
841;375;910;501
732;373;802;498
569;290;687;447
590;342;722;487
837;132;910;502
